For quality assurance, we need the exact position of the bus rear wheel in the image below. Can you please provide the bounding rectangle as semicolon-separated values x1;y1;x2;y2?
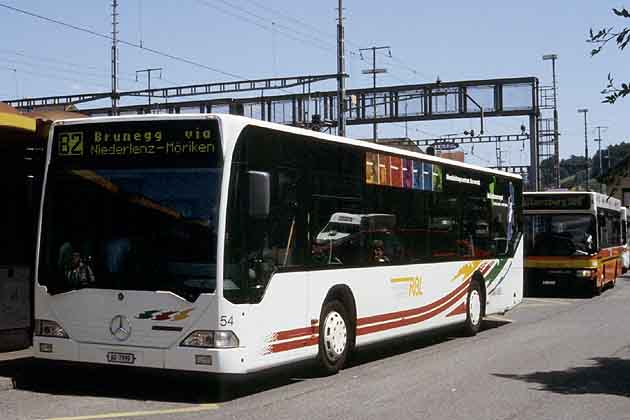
317;300;351;375
463;280;483;336
592;278;602;296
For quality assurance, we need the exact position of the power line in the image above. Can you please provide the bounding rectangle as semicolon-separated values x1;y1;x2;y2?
194;0;334;54
384;53;432;80
0;2;244;80
0;55;137;84
202;0;426;88
237;0;337;42
215;0;335;49
203;0;423;86
0;48;128;76
1;65;111;93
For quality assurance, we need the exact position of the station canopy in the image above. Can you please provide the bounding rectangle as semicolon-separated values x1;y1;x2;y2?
0;102;85;145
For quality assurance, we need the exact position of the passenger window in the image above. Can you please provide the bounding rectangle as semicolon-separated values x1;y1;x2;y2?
429;193;459;258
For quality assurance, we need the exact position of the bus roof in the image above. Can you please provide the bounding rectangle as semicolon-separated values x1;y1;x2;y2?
50;113;522;181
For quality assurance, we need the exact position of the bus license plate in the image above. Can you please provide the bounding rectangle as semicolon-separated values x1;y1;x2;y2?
107;352;136;364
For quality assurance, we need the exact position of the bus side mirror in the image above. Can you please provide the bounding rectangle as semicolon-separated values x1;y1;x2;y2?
248;171;270;219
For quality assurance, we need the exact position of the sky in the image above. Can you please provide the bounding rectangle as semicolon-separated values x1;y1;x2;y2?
0;0;628;169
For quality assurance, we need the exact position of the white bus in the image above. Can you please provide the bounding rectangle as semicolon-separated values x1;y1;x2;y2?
33;115;523;374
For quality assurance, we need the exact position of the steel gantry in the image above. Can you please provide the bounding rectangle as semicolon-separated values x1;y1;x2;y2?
3;75;540;189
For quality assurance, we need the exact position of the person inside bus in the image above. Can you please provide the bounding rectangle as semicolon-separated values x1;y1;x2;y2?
64;250;96;287
370;239;390;264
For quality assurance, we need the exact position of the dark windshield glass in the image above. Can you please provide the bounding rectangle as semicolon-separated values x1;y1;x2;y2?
524;214;596;256
39;119;221;302
38;167;220;302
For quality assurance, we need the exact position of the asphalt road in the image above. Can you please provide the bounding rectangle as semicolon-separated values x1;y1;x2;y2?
2;277;630;420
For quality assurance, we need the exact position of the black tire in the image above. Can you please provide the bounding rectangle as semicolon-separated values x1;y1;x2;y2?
317;300;352;375
592;278;602;296
463;280;484;336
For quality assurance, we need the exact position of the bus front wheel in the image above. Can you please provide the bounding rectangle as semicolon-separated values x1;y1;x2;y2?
317;300;351;375
463;280;483;336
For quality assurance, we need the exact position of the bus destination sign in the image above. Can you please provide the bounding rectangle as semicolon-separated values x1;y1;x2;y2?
52;119;219;166
524;194;591;211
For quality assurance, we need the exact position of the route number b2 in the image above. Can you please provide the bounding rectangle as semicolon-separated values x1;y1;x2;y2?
58;132;84;156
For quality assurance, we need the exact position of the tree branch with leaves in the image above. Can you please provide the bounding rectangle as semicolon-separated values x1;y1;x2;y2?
589;8;630;103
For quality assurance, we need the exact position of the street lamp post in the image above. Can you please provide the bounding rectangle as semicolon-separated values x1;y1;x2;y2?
578;108;589;190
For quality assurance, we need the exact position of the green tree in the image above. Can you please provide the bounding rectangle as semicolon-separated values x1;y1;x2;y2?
589;8;630;103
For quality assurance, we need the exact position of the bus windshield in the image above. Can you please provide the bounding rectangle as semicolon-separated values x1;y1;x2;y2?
38;119;221;302
524;214;596;256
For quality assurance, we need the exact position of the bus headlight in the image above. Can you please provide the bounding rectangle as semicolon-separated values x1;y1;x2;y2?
575;269;594;278
180;330;239;348
213;331;239;348
34;319;69;338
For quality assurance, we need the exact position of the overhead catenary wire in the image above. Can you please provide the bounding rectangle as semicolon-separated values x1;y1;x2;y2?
0;48;133;77
201;0;424;87
0;65;111;92
0;2;245;80
194;0;335;54
0;55;138;84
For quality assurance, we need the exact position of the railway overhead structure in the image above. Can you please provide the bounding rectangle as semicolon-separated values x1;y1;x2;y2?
4;75;541;189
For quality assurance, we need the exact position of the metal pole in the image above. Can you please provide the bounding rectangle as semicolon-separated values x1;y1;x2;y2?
577;109;589;190
595;126;607;174
136;68;162;109
360;45;389;142
543;54;561;188
585;113;589;190
111;0;119;115
372;47;377;141
529;114;538;191
551;57;560;189
597;127;602;173
404;102;408;138
336;0;346;137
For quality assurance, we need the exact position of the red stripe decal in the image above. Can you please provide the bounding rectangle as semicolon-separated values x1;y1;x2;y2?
446;302;467;317
356;279;470;326
268;278;475;353
481;263;493;275
357;285;470;336
275;325;318;341
270;336;318;353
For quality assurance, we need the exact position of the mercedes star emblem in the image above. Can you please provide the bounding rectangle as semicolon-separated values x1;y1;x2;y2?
109;315;132;341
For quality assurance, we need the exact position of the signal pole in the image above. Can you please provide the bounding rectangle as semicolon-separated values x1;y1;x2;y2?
360;45;390;141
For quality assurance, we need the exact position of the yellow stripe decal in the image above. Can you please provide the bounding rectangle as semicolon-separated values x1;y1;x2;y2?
391;276;414;284
525;258;598;269
45;404;219;420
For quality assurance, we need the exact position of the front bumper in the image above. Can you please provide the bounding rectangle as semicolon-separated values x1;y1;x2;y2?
525;268;595;289
32;337;249;374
